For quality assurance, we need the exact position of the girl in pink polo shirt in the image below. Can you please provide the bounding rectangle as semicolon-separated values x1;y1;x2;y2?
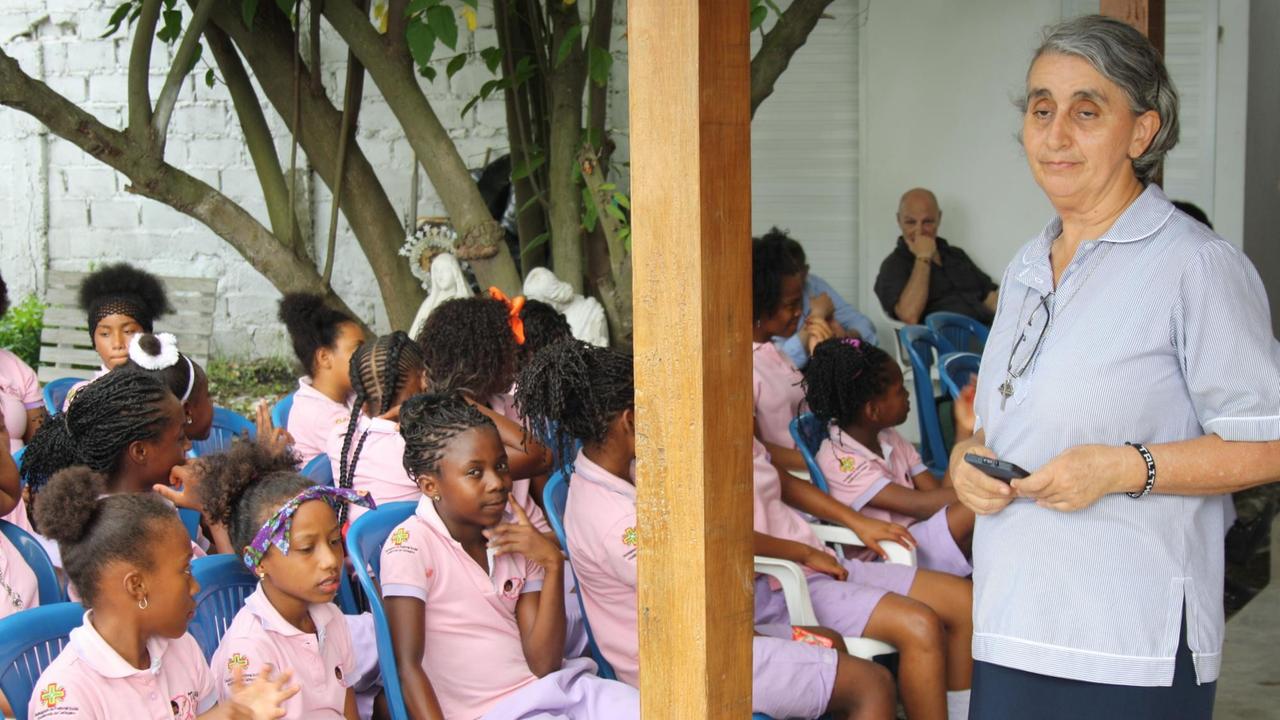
124;333;215;443
515;338;898;720
1;272;47;452
201;442;379;719
381;392;638;720
0;427;38;617
804;339;974;578
27;467;297;719
279;294;366;467
329;332;426;521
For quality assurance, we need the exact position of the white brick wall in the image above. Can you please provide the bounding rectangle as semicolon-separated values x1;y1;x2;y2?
0;0;631;359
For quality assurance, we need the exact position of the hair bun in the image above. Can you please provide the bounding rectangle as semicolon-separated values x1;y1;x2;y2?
34;467;106;544
129;332;181;370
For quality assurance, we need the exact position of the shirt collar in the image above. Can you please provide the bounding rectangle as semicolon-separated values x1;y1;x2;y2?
573;449;636;501
359;415;399;435
829;425;894;465
242;585;335;639
297;377;354;407
70;610;171;679
414;494;514;578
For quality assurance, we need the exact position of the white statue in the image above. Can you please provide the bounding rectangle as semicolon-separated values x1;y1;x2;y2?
409;252;473;339
522;267;609;347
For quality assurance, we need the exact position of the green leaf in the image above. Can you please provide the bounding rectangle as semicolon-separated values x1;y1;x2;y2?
749;4;768;31
555;23;582;68
461;0;477;8
446;53;467;79
273;0;292;17
763;0;783;14
517;193;541;214
241;0;259;29
426;4;457;50
612;191;629;210
600;182;616;191
406;22;437;69
511;151;545;180
461;96;480;117
419;64;437;81
156;8;183;43
606;203;626;222
404;0;433;18
130;1;144;24
481;46;503;74
204;67;216;88
478;78;501;101
587;45;612;87
513;56;535;86
521;232;551;259
581;187;598;232
101;2;132;38
182;41;203;76
618;226;631;252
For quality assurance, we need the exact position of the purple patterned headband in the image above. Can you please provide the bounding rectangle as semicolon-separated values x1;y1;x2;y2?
244;486;376;572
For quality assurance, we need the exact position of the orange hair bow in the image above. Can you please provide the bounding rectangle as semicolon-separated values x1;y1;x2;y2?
488;287;527;345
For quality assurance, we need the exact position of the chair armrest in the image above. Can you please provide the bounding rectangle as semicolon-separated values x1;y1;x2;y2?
808;524;917;567
752;556;817;626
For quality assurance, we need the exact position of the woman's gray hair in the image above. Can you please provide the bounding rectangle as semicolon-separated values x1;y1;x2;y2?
1022;14;1179;184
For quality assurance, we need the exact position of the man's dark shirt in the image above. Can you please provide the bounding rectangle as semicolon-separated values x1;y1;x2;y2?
874;236;998;325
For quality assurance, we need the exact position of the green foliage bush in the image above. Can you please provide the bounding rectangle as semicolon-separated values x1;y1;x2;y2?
0;295;46;368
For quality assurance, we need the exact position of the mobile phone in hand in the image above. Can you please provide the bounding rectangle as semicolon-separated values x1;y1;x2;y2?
964;453;1030;483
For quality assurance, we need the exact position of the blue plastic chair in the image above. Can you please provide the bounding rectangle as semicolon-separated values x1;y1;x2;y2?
0;602;85;720
542;470;617;681
938;352;982;402
40;378;80;416
347;501;418;720
302;453;334;486
270;392;295;430
12;446;25;472
898;325;949;474
926;311;990;355
189;554;258;661
190;407;257;458
0;520;65;605
178;508;202;543
788;414;832;494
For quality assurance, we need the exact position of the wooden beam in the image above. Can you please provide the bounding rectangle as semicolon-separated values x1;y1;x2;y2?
1100;0;1165;55
629;0;754;718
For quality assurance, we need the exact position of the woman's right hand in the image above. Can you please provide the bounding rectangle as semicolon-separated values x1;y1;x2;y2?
950;438;1015;515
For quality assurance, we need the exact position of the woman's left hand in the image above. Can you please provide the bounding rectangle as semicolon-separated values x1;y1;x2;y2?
1012;444;1143;512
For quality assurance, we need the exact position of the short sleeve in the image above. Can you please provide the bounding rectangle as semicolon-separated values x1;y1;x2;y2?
601;515;638;587
874;252;911;319
1174;241;1280;441
6;352;42;407
816;439;892;510
520;552;547;593
517;489;552;534
29;665;104;719
379;521;433;601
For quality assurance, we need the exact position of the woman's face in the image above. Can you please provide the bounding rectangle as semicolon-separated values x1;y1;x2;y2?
1021;53;1160;210
93;314;143;369
258;499;345;606
758;272;805;340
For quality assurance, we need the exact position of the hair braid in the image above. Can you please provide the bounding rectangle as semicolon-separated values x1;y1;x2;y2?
801;338;895;427
399;392;495;478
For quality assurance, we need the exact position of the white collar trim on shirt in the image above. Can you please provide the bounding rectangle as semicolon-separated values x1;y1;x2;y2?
414;495;512;579
70;610;170;679
830;425;893;467
572;450;636;500
243;584;335;645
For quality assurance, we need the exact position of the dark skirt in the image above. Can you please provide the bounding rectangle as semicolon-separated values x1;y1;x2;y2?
969;614;1216;720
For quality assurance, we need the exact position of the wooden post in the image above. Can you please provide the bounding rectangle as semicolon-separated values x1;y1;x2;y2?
629;0;755;718
1100;0;1165;55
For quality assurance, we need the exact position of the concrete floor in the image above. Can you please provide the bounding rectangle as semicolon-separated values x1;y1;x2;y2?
1217;518;1280;719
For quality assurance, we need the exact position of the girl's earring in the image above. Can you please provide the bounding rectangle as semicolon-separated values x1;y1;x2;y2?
185;414;193;426
432;495;442;502
138;595;149;610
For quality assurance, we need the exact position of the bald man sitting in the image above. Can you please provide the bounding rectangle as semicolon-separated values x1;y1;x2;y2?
874;188;998;326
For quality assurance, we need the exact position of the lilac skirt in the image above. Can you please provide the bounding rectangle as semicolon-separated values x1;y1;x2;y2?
755;556;916;637
753;636;838;719
564;565;589;659
912;507;972;577
482;657;639;720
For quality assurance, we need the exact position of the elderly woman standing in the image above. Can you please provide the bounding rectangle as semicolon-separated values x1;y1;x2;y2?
951;15;1280;719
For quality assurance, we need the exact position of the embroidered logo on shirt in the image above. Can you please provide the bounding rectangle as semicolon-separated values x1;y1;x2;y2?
39;684;65;708
226;653;249;671
170;691;199;720
501;577;525;600
622;527;638;546
390;528;410;546
838;456;857;473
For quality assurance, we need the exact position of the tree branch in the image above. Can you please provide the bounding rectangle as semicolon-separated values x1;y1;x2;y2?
322;6;368;286
585;0;613;150
749;0;837;117
128;0;162;142
153;0;216;150
546;0;587;291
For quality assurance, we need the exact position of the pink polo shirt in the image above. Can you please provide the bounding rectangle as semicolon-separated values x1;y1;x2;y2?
211;586;355;719
753;341;805;449
563;451;640;685
815;425;928;528
0;533;39;619
29;612;216;720
286;377;352;468
380;496;545;719
752;437;831;582
326;415;417;522
0;348;42;452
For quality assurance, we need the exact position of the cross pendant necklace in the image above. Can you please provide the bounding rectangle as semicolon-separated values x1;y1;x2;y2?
999;379;1015;409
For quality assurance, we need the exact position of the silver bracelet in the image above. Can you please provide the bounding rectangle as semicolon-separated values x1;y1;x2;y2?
1125;442;1156;498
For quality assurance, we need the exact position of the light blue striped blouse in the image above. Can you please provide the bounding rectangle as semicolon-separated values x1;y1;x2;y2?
971;184;1280;687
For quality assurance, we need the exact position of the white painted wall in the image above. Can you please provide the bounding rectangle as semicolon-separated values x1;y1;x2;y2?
1242;0;1280;337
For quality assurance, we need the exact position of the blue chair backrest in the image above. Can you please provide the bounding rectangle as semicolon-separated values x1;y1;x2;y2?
926;312;990;355
189;555;258;661
788;414;831;494
190;407;257;458
302;453;335;486
12;446;25;473
347;501;418;720
40;378;79;416
0;602;85;720
178;508;202;543
938;352;982;402
0;520;65;605
898;325;948;473
271;392;295;430
542;470;617;681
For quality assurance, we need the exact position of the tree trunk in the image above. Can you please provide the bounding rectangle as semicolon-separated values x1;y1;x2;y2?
546;1;587;292
496;0;548;275
749;0;838;117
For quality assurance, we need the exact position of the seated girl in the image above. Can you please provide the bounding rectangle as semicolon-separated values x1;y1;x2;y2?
279;293;366;467
328;332;425;520
381;393;638;720
28;467;296;719
124;332;215;442
0;272;47;453
0;428;36;718
65;263;173;409
201;442;378;719
805;338;974;576
516;339;897;720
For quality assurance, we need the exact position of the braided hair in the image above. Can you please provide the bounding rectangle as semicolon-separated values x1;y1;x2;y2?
34;466;179;607
78;263;172;338
513;339;633;471
418;296;518;400
399;392;496;479
279;292;358;376
518;299;572;363
198;441;308;555
753;228;806;322
21;369;174;496
802;338;896;428
337;332;424;516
